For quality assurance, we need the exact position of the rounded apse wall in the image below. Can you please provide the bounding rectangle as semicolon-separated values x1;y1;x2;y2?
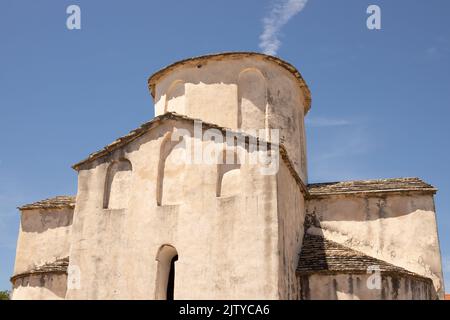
148;52;311;183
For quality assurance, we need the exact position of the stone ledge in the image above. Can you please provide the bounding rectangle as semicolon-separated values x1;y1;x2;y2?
307;178;436;197
18;196;76;211
10;257;69;282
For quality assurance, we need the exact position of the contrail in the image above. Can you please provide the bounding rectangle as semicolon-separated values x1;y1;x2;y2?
259;0;308;56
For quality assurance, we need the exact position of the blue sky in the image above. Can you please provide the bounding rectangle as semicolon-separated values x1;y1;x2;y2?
0;0;449;292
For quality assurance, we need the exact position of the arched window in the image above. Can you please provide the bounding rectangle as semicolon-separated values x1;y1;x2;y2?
103;159;132;209
155;245;178;300
156;132;186;206
237;68;267;130
216;150;241;197
164;80;185;114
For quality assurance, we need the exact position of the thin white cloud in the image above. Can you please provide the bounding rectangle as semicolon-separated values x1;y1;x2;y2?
425;47;442;60
306;117;351;127
426;47;438;56
316;128;369;161
259;0;308;55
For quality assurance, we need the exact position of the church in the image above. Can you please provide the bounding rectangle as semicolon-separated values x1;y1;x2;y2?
10;52;445;299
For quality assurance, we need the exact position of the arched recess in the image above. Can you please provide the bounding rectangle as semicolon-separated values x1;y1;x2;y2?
103;159;132;209
164;80;185;114
216;149;241;197
156;131;186;206
155;245;178;300
237;68;268;130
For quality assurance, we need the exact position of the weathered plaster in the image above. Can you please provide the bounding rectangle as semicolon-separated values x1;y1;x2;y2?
66;120;291;299
300;273;435;300
11;273;67;300
14;208;73;275
10;53;444;301
151;54;308;183
306;192;445;298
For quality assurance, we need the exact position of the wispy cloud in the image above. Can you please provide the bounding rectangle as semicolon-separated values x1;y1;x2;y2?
306;117;351;127
424;36;450;60
316;128;369;161
426;47;438;56
259;0;308;55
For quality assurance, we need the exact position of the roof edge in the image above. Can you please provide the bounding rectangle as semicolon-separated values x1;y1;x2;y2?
10;257;69;283
308;188;437;198
18;196;76;211
10;269;68;283
18;204;75;211
296;234;433;283
307;178;437;198
71;112;309;196
295;269;434;283
72;112;277;169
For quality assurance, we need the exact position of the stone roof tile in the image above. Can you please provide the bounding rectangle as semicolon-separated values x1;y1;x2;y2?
10;257;69;282
19;196;76;211
72;112;270;170
307;177;436;196
297;234;431;282
70;112;309;196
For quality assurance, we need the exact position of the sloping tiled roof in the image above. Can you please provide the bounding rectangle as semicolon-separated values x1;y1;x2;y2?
10;257;69;282
70;112;309;195
297;234;430;281
72;112;271;170
147;52;311;113
307;178;436;196
18;196;76;211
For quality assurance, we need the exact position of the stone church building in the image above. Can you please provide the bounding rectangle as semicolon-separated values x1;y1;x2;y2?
10;53;444;299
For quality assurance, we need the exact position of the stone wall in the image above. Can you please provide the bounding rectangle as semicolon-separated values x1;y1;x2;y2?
13;208;73;275
276;161;306;299
306;192;445;298
299;273;436;300
150;53;309;183
12;207;73;299
11;273;67;300
67;120;285;299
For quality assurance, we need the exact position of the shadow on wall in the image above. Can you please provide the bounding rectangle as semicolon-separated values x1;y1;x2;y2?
21;210;73;234
298;225;439;300
160;67;269;130
103;159;133;210
157;131;186;206
154;66;251;105
307;193;435;222
216;149;241;198
164;80;185;114
237;68;267;130
12;274;67;300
